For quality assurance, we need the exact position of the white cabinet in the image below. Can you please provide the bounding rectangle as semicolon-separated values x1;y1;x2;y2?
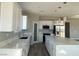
56;45;79;56
0;49;22;56
13;3;22;32
38;21;53;43
45;36;54;56
0;2;22;32
38;21;53;29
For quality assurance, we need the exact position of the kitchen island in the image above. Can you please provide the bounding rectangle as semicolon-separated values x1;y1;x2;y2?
46;35;79;56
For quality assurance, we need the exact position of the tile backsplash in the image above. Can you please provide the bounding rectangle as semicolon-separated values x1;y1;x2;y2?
0;32;17;42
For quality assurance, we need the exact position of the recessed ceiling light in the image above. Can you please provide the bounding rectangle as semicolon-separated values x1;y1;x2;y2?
58;6;62;9
63;2;67;4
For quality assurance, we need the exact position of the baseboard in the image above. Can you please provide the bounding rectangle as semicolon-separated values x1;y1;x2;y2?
70;38;79;40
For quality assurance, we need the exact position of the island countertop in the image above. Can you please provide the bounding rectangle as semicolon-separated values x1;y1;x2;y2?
46;35;79;45
46;36;79;56
55;37;79;45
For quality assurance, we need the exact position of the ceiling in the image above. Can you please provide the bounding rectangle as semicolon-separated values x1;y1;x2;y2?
18;2;79;18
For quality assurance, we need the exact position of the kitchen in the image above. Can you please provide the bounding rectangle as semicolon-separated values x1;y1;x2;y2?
0;2;79;56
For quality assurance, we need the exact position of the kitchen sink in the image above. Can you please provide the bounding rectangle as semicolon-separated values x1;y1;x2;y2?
19;37;28;39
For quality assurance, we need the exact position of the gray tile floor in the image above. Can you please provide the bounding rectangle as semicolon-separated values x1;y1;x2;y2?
28;43;50;56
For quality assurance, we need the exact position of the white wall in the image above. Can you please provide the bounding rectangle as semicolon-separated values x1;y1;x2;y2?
68;19;79;39
27;14;39;32
22;12;39;44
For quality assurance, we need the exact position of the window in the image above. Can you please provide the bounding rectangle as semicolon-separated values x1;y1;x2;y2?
22;16;27;30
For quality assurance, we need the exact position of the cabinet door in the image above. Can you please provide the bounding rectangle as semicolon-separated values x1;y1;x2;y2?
13;3;22;32
0;2;22;32
17;7;22;32
0;3;13;32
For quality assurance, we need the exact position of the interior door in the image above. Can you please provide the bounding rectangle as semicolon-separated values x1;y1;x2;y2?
53;25;56;35
34;23;37;41
65;22;70;38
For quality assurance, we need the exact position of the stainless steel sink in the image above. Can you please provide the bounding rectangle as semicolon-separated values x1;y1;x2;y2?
19;37;28;39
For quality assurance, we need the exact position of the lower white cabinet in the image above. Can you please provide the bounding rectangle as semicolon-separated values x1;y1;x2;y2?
0;49;22;56
45;36;54;56
1;38;31;56
56;45;79;56
15;39;30;56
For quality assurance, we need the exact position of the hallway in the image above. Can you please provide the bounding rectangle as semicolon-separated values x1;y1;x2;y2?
28;43;50;56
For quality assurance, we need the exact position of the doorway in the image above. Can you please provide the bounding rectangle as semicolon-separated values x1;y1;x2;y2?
53;25;65;37
53;25;56;35
65;22;70;38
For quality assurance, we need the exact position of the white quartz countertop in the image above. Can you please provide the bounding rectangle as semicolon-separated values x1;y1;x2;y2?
55;37;79;45
46;36;79;45
0;33;32;49
46;35;79;56
2;39;27;48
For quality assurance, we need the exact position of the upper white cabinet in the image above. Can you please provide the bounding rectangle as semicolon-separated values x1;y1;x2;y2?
38;21;53;29
13;3;22;32
0;2;22;32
